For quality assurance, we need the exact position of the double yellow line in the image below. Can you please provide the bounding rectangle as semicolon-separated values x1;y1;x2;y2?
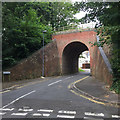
68;76;120;108
68;76;89;89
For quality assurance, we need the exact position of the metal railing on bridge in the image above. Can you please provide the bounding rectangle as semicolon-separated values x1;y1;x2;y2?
54;24;95;34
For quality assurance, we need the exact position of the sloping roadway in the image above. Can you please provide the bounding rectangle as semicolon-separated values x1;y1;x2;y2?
1;71;119;119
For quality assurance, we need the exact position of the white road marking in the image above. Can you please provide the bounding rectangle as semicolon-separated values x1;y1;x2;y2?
18;108;33;112
42;113;50;117
22;106;31;109
0;108;14;111
112;115;120;118
58;110;76;114
85;112;104;117
38;109;53;112
0;112;6;115
11;113;28;116
33;113;42;116
33;113;50;117
57;115;75;118
84;117;104;120
48;80;62;86
2;90;36;108
64;77;72;80
48;76;73;86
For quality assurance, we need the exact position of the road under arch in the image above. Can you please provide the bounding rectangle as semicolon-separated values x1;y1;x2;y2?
62;41;89;75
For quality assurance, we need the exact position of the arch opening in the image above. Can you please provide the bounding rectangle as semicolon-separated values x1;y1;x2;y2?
78;51;90;73
62;42;89;75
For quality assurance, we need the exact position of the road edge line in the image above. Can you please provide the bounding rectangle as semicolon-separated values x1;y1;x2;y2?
68;76;120;108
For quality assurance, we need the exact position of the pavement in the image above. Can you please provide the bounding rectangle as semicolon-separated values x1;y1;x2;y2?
70;72;120;108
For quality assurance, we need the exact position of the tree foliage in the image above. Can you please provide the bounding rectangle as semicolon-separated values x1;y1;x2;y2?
2;3;52;69
2;2;79;69
74;2;120;93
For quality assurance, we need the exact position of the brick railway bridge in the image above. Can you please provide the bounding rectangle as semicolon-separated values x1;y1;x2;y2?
9;29;112;85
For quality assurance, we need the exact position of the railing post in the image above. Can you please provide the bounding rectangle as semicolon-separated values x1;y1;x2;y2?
63;27;64;31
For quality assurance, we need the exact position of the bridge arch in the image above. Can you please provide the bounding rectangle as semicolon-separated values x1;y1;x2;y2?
62;41;89;74
9;30;112;85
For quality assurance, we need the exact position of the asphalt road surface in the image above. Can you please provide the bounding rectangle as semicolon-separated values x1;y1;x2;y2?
1;72;119;119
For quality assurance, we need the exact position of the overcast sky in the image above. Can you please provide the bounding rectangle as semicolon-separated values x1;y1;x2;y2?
74;11;86;19
74;11;96;28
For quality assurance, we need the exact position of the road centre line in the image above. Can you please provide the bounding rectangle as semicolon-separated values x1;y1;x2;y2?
48;76;73;86
1;76;70;94
85;112;104;117
1;77;57;94
64;77;73;80
57;115;75;118
48;80;62;86
2;90;36;109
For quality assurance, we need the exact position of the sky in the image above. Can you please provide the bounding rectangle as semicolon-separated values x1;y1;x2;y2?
74;11;86;19
74;11;96;28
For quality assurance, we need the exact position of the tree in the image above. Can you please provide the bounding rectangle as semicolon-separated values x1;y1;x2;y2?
74;2;120;93
2;2;52;69
26;2;80;31
2;2;80;69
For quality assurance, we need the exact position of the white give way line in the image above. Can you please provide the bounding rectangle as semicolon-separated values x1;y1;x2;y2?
2;90;36;109
85;112;104;117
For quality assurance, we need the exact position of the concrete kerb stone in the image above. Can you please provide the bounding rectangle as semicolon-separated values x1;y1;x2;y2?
69;76;120;108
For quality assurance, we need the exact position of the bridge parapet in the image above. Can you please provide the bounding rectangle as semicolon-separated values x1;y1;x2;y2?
53;26;95;35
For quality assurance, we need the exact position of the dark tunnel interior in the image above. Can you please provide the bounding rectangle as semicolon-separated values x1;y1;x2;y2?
62;42;89;75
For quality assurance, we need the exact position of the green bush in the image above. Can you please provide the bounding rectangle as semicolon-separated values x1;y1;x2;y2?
110;49;120;94
78;68;85;72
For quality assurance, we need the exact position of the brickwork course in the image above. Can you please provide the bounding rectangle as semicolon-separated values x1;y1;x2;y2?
6;30;112;86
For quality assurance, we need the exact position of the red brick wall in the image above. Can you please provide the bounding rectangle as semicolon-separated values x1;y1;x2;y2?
9;41;61;81
8;30;112;85
91;45;112;85
52;30;96;74
53;30;112;85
